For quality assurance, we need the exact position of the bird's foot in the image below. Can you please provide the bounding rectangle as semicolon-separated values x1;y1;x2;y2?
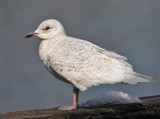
58;106;77;110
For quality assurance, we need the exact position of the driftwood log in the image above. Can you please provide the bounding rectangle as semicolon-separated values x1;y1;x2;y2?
0;95;160;119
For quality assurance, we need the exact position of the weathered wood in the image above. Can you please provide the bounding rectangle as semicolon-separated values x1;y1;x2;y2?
0;95;160;119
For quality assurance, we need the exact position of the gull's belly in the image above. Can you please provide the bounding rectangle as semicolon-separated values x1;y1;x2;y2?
45;63;71;84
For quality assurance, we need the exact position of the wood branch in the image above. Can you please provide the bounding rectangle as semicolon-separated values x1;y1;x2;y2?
0;95;160;119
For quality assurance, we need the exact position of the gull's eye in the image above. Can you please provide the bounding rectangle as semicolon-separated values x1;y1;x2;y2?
45;26;50;30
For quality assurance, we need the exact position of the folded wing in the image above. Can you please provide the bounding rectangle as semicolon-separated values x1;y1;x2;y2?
49;38;155;91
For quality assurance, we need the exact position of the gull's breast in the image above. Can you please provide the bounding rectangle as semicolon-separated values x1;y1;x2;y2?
38;37;72;84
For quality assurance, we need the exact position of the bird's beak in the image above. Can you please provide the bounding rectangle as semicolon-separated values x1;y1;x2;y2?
25;32;38;38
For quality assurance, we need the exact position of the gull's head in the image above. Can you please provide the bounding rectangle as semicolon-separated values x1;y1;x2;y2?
25;19;66;39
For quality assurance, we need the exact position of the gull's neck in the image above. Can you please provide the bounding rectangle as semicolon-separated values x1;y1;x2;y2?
40;34;66;48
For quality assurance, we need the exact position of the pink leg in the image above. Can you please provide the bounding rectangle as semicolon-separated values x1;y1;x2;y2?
58;87;79;110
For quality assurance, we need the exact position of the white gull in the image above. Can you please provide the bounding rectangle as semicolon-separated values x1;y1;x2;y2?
25;19;154;110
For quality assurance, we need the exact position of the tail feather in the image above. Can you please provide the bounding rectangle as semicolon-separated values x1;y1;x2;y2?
123;72;156;84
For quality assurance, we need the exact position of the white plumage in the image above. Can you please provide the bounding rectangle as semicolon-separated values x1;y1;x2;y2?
32;19;154;91
26;19;155;110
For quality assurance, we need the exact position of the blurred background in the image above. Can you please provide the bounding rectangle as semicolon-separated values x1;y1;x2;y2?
1;0;160;113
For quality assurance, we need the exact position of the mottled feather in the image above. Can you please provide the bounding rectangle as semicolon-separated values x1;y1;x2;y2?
37;19;155;91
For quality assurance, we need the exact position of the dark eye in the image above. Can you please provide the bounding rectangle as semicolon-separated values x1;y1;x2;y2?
45;26;50;30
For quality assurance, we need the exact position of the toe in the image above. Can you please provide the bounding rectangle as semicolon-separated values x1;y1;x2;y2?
58;106;76;110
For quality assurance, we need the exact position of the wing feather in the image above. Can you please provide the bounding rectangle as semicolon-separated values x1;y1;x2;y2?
48;37;154;91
